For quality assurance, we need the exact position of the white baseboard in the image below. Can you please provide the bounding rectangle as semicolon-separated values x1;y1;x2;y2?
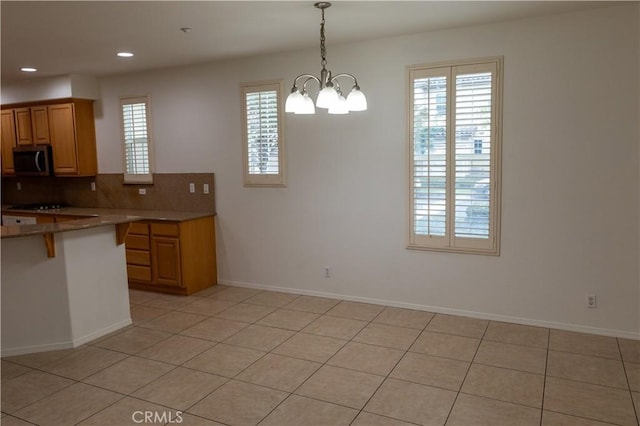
218;279;640;340
72;318;133;347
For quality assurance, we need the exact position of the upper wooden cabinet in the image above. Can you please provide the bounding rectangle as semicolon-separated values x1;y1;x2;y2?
1;109;17;175
1;98;97;177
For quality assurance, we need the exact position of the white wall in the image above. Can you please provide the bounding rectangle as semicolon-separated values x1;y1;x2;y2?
1;74;99;104
95;4;640;338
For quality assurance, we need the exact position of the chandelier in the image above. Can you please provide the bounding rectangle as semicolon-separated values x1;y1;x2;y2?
285;2;367;115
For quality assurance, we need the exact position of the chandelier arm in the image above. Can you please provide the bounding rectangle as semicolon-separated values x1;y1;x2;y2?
301;76;320;91
331;73;359;86
293;74;321;88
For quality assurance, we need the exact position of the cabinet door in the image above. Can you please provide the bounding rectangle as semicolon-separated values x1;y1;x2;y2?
31;106;50;145
48;104;78;174
151;237;182;287
14;107;33;146
1;110;16;174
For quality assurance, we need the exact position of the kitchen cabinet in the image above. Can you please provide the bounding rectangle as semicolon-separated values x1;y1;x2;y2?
48;101;97;176
1;109;16;175
14;106;50;146
125;216;217;295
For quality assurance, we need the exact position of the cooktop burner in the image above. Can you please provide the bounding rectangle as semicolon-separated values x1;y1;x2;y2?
8;203;69;211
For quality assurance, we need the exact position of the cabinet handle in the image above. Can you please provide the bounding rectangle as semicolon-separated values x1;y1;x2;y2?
35;151;42;172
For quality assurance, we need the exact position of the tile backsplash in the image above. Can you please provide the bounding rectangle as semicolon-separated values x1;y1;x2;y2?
1;173;215;212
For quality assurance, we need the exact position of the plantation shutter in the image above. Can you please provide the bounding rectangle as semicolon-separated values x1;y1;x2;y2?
121;96;153;183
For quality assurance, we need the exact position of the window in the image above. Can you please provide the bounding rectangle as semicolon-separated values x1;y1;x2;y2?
241;81;285;186
408;57;502;255
120;96;153;184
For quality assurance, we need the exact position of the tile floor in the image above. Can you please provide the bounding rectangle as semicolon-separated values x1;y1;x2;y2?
1;285;639;426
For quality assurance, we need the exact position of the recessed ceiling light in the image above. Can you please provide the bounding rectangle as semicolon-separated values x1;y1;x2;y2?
20;67;37;72
117;52;134;58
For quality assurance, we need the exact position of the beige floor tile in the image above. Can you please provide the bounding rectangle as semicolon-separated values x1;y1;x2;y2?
4;347;77;369
188;379;287;425
353;323;421;350
542;410;620;425
129;305;170;324
78;396;176;425
549;330;620;360
296;365;384;409
173;413;226;426
410;330;480;362
619;338;640;363
244;291;300;307
143;294;194;310
13;382;122;426
1;360;32;383
183;343;265;377
223;324;295;351
257;308;320;331
94;327;171;354
283;295;341;314
42;346;128;380
128;289;162;305
328;342;405;376
426;314;489;338
626;362;640;391
236;353;320;392
632;392;640;424
351;412;417;426
82;356;174;394
260;395;358;426
176;298;237;316
365;378;456;425
446;393;540;426
484;321;549;348
302;315;368;340
1;370;74;413
373;307;434;330
214;303;276;323
547;350;628;389
462;363;544;408
207;287;262;302
133;367;227;410
544;376;636;426
179;317;249;342
136;334;214;365
475;340;547;374
139;311;207;333
272;332;346;363
390;351;469;391
326;300;385;321
0;415;36;426
192;284;230;297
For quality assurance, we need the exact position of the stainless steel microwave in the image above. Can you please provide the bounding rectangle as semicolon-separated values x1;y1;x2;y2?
13;145;54;176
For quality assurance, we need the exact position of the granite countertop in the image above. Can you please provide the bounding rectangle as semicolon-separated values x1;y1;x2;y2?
1;215;143;239
1;206;215;222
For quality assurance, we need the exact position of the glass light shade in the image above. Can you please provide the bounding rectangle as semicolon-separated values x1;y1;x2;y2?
295;93;316;114
328;95;349;114
346;87;367;111
316;85;339;108
285;90;304;113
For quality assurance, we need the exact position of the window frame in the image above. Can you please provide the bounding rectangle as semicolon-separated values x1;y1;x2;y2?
240;80;286;187
120;95;154;185
407;57;503;255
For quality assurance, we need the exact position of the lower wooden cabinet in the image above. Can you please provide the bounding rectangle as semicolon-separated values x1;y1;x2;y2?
125;216;217;295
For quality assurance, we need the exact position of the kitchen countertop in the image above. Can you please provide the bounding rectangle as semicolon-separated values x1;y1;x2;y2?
1;206;215;222
1;214;142;239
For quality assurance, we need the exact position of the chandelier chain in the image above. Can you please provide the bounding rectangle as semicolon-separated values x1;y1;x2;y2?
320;7;327;68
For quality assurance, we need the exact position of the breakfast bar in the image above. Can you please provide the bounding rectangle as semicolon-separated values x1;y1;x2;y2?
1;215;140;356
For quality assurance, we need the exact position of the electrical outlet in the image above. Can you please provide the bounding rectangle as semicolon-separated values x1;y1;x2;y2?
90;181;96;191
138;188;146;195
16;182;21;191
203;183;210;194
324;267;331;278
585;294;597;309
189;183;195;193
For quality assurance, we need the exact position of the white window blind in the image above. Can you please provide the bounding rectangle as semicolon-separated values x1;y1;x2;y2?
121;96;153;184
408;58;502;255
241;81;285;186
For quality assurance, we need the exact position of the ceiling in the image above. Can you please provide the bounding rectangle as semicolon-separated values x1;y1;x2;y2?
1;1;616;83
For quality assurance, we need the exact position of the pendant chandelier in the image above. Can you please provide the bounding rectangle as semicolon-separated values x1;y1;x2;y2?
285;2;367;115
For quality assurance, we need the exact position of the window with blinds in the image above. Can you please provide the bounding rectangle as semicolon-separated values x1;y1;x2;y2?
120;96;153;184
241;81;285;186
408;58;502;255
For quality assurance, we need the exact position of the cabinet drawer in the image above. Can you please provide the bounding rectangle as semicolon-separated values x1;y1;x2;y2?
150;222;179;237
129;222;150;235
127;265;152;282
126;249;151;266
125;234;150;250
